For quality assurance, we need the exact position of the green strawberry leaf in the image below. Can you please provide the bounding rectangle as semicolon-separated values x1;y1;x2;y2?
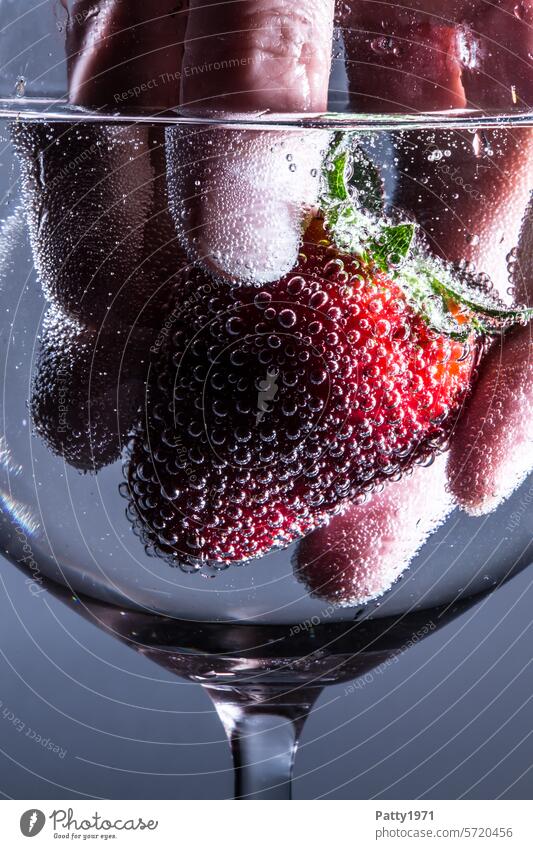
324;134;383;214
326;149;349;202
399;259;533;339
398;263;475;340
368;223;415;272
430;271;532;322
349;150;384;216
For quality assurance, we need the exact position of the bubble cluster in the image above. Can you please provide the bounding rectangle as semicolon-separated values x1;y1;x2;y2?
165;127;327;286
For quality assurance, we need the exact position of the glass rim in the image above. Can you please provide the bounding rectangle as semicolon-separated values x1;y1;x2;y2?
2;98;533;131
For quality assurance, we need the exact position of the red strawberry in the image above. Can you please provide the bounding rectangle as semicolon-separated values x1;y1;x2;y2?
125;218;476;566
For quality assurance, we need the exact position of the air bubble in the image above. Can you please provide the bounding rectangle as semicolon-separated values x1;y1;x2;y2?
15;77;26;98
287;276;305;296
278;309;297;329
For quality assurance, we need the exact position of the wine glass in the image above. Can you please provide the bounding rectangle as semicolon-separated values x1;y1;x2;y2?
0;0;532;800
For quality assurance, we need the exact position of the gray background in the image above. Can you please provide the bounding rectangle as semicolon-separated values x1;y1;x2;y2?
1;554;532;800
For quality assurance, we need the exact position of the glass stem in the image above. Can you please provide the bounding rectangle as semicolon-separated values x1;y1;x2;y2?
205;684;322;800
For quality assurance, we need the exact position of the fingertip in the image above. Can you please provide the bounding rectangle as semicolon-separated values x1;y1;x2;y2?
447;326;533;516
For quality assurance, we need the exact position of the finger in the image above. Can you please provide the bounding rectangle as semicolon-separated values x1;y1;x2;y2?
167;0;335;284
338;0;467;113
67;0;186;111
295;454;452;606
459;0;533;111
338;2;533;302
30;308;147;472
14;121;186;330
511;194;533;306
447;324;533;515
392;127;533;303
67;1;335;286
181;0;334;113
166;125;328;285
338;0;533;113
447;187;533;515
